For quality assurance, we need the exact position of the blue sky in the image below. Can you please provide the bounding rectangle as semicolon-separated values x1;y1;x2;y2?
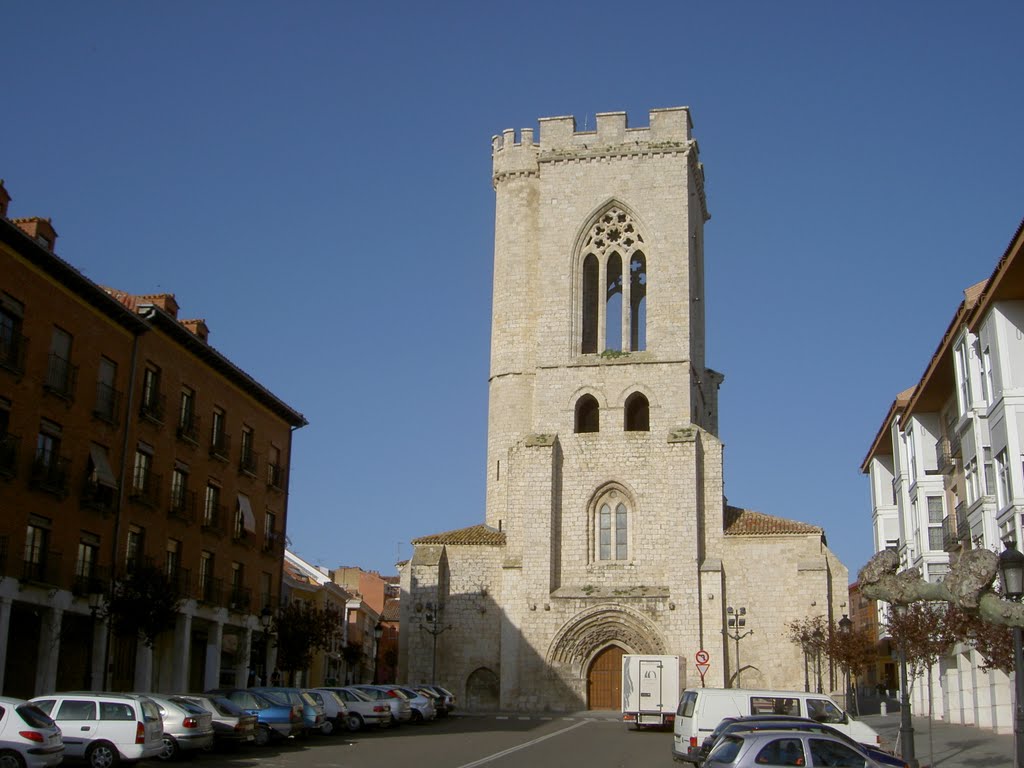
4;2;1023;579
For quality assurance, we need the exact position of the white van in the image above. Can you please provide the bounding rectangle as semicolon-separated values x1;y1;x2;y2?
31;692;164;767
671;687;880;762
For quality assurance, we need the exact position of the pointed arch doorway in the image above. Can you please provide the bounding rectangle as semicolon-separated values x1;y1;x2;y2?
587;645;625;710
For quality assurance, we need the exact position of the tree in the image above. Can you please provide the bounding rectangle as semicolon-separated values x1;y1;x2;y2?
341;641;365;684
99;562;182;647
272;601;343;678
786;616;830;692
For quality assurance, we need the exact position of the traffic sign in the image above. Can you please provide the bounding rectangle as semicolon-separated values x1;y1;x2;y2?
695;649;710;665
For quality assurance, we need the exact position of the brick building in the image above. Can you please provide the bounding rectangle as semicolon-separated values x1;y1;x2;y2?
399;109;848;711
0;180;306;697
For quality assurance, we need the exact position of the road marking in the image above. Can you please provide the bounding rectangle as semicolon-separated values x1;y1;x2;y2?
453;720;590;768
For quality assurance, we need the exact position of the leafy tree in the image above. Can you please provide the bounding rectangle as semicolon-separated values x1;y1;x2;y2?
943;604;1015;673
99;562;182;647
272;601;343;677
884;602;956;691
341;641;364;682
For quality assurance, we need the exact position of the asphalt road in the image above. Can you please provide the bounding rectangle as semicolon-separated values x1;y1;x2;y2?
195;713;674;768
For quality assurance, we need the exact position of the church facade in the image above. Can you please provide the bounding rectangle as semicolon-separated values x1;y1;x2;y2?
398;107;847;712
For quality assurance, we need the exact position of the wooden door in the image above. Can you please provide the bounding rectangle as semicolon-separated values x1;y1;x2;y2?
587;646;625;710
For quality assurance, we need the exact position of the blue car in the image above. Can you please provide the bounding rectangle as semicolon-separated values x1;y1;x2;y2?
205;688;300;745
251;688;325;735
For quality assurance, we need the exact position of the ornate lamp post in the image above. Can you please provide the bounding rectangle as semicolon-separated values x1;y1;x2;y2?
892;603;917;768
372;622;384;683
800;629;811;692
812;626;824;693
420;601;452;684
998;539;1024;768
838;614;853;714
725;606;753;687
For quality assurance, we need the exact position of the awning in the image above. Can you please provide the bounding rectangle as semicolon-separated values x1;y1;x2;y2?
237;493;257;533
89;444;118;489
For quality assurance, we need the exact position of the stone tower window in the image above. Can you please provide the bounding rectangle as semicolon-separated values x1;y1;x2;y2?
575;395;600;433
592;488;630;562
578;207;647;354
624;392;650;432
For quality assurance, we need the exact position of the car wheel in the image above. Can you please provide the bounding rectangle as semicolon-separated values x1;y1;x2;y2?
0;750;25;768
320;719;334;736
411;709;423;723
253;726;271;747
87;741;119;768
345;713;363;732
158;736;178;761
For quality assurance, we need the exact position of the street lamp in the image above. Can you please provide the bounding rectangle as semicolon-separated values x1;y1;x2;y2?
420;601;452;684
372;622;384;684
892;603;917;768
838;614;853;715
812;626;824;693
998;539;1024;768
725;606;753;687
800;630;811;692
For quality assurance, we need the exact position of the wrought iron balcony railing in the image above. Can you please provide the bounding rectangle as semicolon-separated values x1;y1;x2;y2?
0;330;27;375
262;530;282;555
266;462;286;491
139;392;166;424
201;504;225;536
93;382;123;425
210;430;231;461
129;469;161;508
169;489;197;522
239;448;260;477
71;565;111;597
956;501;969;540
22;551;62;586
43;353;78;400
177;412;201;445
166;566;192;597
81;477;117;515
0;432;19;478
30;454;71;496
228;586;252;612
935;437;955;474
197;575;224;604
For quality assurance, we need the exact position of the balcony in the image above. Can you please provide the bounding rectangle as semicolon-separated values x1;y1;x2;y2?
262;530;282;555
231;527;253;549
935;438;956;474
139;392;166;425
238;447;260;477
197;575;224;605
201;504;226;536
93;383;123;425
228;586;252;613
129;469;161;508
43;353;78;401
167;567;192;597
0;433;19;479
956;501;969;540
81;477;117;515
0;330;27;376
210;431;231;462
71;565;111;598
22;551;62;587
176;412;201;446
168;489;197;523
30;454;70;497
266;462;286;491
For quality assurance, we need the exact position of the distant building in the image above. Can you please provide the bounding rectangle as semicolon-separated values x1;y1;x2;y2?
862;218;1024;734
0;180;306;697
399;109;848;711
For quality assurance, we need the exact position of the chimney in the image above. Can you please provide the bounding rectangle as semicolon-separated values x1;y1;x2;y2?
181;319;210;343
0;180;10;218
13;217;57;251
139;293;179;318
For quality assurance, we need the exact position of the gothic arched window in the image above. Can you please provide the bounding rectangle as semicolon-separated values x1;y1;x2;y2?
578;207;647;354
575;394;600;433
624;392;650;432
593;489;631;562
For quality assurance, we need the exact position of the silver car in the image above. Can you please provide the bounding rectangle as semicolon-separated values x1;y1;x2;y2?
0;696;63;768
348;685;412;725
705;729;884;768
135;694;214;760
321;687;392;731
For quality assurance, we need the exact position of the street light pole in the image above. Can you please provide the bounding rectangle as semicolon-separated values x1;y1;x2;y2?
420;602;452;684
838;614;853;715
801;631;810;693
372;622;384;684
998;539;1024;768
725;607;753;687
892;603;917;768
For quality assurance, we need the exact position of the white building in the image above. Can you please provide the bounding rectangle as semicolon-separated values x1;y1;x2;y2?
862;218;1024;734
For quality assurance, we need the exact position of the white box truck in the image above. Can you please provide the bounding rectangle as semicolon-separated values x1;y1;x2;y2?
621;654;680;728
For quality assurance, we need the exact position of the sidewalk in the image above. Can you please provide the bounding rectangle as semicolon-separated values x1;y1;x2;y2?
861;713;1013;767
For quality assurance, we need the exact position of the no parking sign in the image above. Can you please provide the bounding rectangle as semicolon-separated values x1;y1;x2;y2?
695;649;711;684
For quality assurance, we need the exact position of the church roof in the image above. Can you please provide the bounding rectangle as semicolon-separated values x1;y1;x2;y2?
723;506;823;537
411;524;506;546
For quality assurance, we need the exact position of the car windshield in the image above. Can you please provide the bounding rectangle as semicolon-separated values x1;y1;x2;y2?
386;688;410;700
16;703;56;728
324;691;345;707
256;690;290;707
300;692;318;707
343;689;371;702
169;697;207;715
707;735;744;764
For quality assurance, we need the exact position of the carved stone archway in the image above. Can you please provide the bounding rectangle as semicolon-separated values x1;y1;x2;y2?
548;604;666;669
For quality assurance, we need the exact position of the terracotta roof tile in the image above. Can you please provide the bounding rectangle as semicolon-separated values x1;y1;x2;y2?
723;506;823;536
381;597;401;622
411;523;506;546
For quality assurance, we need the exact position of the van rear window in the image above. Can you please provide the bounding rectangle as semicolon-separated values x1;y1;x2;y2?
749;696;799;716
676;691;697;717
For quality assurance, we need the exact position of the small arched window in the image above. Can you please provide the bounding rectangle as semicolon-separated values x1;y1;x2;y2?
624;392;650;432
594;491;630;562
575;395;599;433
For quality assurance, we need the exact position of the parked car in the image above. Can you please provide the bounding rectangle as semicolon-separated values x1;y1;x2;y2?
133;694;213;761
318;688;392;731
250;688;324;736
348;685;412;725
416;684;455;715
0;696;64;768
391;686;436;722
303;690;347;735
412;686;446;718
176;694;255;749
30;692;163;768
704;730;885;768
206;688;299;745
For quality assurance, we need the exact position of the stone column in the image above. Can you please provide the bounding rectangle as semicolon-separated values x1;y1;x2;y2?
235;626;252;688
134;642;153;690
91;615;108;690
34;606;62;696
0;598;12;692
171;612;193;692
204;620;224;690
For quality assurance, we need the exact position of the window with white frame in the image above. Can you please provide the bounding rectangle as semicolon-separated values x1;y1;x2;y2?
965;458;979;505
977;341;992;407
996;450;1010;508
593;488;631;562
907;428;918;482
927;496;944;551
928;562;950;582
984;448;996;497
954;341;972;415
